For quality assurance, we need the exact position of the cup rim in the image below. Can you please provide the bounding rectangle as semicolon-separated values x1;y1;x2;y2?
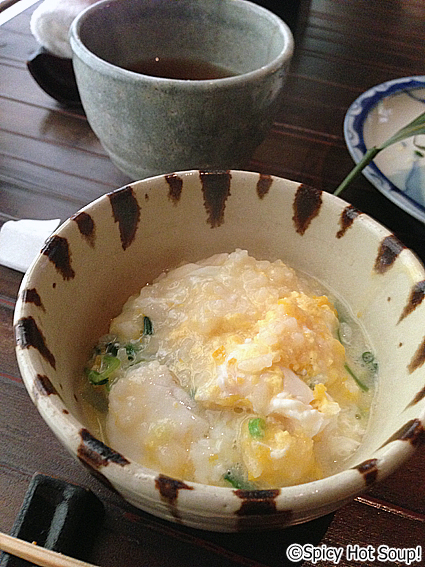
69;0;294;88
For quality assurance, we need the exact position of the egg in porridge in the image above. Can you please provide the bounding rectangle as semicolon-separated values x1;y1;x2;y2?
82;249;377;489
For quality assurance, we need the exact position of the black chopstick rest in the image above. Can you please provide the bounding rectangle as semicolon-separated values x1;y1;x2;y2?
0;473;104;566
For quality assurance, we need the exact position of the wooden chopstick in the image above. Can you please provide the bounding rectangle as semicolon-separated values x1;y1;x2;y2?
0;532;99;567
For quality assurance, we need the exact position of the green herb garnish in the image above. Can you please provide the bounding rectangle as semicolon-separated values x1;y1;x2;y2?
224;468;255;490
334;111;425;196
362;351;378;374
125;343;136;360
361;351;374;364
87;354;121;386
344;363;369;392
86;319;154;389
248;417;266;438
143;315;153;335
86;370;109;386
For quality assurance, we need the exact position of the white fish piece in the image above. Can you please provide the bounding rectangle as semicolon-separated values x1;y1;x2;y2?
268;392;326;438
107;361;209;475
281;367;314;404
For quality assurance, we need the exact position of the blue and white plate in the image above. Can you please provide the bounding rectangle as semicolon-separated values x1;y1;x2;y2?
344;76;425;223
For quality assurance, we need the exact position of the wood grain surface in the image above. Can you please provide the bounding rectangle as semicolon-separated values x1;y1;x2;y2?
1;1;425;566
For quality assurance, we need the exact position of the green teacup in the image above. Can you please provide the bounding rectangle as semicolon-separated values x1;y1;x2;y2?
70;0;294;180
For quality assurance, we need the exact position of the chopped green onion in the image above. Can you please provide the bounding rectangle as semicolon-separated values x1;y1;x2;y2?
224;469;254;490
87;354;121;386
362;351;374;364
126;343;136;360
362;351;378;374
248;417;266;438
143;315;153;335
101;354;121;374
344;363;369;392
86;370;109;386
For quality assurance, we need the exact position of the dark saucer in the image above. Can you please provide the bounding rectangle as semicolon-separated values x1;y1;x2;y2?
27;46;83;108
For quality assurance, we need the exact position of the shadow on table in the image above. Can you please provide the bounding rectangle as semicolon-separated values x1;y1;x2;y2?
105;503;335;567
197;513;335;567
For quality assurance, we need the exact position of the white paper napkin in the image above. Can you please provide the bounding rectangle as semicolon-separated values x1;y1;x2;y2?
30;0;98;59
0;218;61;273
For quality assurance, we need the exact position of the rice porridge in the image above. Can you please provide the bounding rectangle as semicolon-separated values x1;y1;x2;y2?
82;250;377;489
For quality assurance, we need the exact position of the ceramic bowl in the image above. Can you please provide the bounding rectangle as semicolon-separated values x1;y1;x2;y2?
14;170;425;532
69;0;293;180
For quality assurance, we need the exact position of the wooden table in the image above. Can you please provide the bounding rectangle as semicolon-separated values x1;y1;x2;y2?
1;1;425;566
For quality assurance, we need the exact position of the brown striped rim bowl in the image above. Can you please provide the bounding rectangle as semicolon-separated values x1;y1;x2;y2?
14;170;425;532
